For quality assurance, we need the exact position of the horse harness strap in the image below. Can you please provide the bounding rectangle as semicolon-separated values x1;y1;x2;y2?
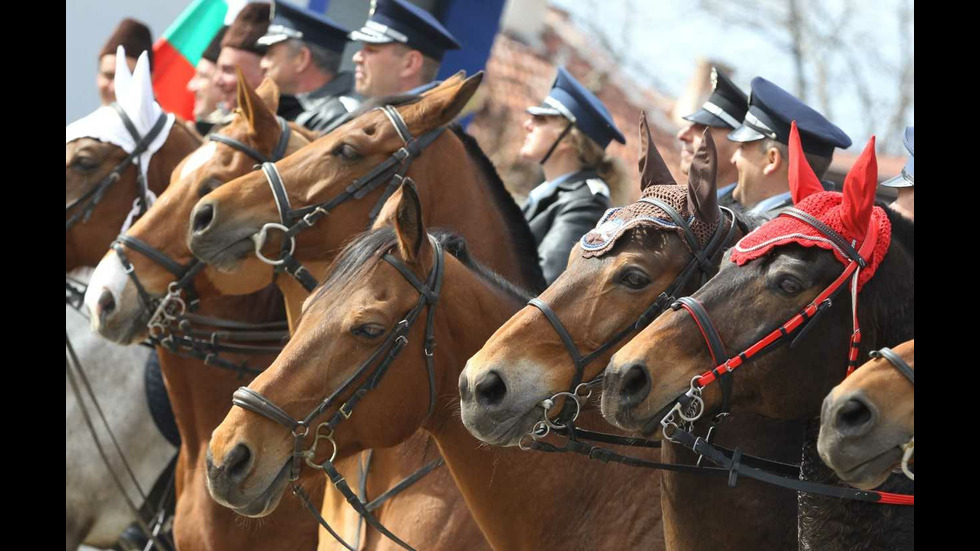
231;238;445;551
208;116;292;165
66;104;168;231
110;120;295;375
253;105;446;293
526;203;737;429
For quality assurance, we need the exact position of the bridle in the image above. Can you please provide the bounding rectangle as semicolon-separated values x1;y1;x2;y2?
249;105;446;293
66;103;168;232
524;200;738;436
109;118;294;376
231;237;444;551
654;206;913;505
868;347;914;481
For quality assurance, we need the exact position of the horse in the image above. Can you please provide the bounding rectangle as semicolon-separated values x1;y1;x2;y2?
207;181;666;549
459;120;801;550
83;75;335;551
602;124;914;550
818;340;914;490
185;73;544;549
66;51;199;550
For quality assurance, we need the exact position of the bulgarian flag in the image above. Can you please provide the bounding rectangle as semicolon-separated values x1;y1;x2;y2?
152;0;243;119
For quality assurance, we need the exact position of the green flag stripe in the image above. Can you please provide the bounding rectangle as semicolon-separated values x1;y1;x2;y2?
163;0;228;63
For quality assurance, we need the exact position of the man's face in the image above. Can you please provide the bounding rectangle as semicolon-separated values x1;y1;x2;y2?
676;122;708;175
187;59;219;120
97;54;138;105
214;47;264;109
260;41;302;95
731;141;769;207
519;114;568;163
352;42;408;98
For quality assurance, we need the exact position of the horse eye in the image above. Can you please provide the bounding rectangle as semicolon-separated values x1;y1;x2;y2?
334;143;362;161
197;178;222;198
73;156;99;171
619;269;651;290
352;323;385;339
777;276;804;295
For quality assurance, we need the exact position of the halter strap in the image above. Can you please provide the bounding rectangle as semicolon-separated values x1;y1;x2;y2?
869;347;914;384
209;117;292;164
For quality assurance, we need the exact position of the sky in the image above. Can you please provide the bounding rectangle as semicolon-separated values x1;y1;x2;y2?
553;0;915;154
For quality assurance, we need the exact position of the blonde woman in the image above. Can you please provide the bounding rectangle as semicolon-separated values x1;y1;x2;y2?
521;67;627;284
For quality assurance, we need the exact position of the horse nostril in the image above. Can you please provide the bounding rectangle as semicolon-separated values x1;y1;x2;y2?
458;371;471;401
836;398;874;435
474;371;507;407
224;443;253;481
98;289;116;318
192;203;215;234
621;364;651;405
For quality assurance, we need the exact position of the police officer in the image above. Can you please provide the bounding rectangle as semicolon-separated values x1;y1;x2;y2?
213;3;271;112
97;18;152;105
677;67;748;205
727;77;852;218
349;0;460;98
258;1;360;133
883;126;913;220
188;27;226;136
521;67;627;284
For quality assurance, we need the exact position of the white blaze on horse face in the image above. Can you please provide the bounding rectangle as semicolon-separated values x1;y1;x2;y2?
180;141;217;181
84;250;141;334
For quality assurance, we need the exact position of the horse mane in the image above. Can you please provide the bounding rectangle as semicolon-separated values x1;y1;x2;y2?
449;125;546;293
308;228;532;320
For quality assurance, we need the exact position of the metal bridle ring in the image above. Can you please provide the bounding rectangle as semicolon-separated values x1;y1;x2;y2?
541;391;581;429
252;223;297;266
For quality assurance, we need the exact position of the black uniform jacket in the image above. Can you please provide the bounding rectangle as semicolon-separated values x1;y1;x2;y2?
522;169;611;284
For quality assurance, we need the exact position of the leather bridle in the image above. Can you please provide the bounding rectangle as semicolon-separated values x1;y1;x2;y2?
110;118;294;376
525;201;738;433
231;237;444;551
66;103;168;232
249;105;446;293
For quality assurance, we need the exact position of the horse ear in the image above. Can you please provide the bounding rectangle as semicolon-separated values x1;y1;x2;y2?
255;77;281;114
687;127;720;225
637;111;676;190
426;70;465;95
113;45;133;101
841;135;878;240
390;179;427;264
788;121;825;204
411;71;483;130
237;71;277;135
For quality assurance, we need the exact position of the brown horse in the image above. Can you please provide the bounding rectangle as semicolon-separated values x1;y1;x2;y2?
84;76;325;551
818;340;914;490
208;182;666;549
460;120;800;550
185;74;542;549
603;129;914;550
187;72;544;326
67;111;200;271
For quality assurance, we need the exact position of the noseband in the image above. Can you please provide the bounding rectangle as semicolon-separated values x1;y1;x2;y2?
526;201;737;434
249;105;446;292
231;238;444;551
66;103;168;232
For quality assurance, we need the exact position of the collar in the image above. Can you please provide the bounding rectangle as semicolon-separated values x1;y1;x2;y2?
526;169;598;205
748;190;791;216
297;71;357;107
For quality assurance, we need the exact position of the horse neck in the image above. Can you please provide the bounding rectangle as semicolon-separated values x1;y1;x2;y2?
424;259;663;548
412;137;535;290
147;123;200;197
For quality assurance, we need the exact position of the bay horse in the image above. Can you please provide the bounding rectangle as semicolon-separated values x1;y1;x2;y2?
818;340;914;489
207;181;666;549
185;73;542;548
66;52;198;550
460;120;801;549
84;76;334;550
603;125;914;549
